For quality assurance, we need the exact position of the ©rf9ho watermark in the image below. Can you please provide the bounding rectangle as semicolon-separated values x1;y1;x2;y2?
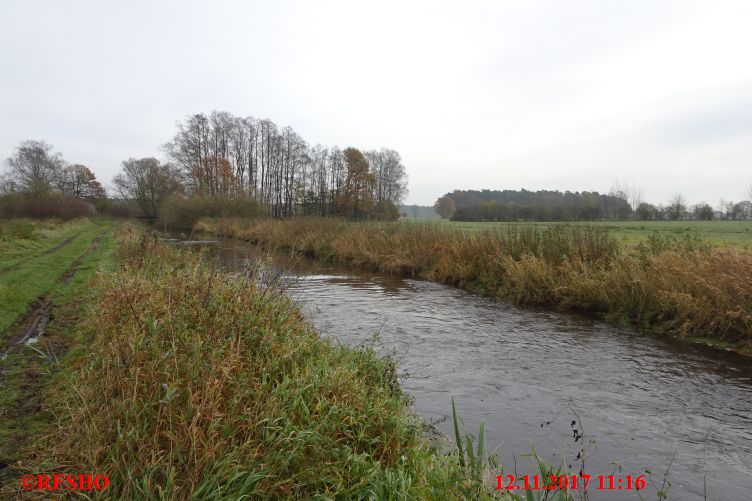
20;473;109;492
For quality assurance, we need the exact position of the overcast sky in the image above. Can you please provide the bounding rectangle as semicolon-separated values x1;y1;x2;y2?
1;0;751;206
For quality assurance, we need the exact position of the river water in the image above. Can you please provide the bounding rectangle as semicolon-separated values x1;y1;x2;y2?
213;240;752;500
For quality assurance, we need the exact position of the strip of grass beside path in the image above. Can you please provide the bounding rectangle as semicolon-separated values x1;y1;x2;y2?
0;219;91;274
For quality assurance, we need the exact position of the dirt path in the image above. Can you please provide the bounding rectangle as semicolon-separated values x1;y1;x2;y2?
0;231;106;359
0;230;109;491
0;232;81;277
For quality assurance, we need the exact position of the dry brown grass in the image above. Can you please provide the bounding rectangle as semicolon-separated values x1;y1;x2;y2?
201;217;752;348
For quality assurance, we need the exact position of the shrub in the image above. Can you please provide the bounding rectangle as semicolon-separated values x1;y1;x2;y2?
0;219;37;240
0;192;94;220
99;199;139;218
159;195;261;231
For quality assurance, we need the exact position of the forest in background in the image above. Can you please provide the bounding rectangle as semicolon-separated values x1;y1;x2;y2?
435;187;752;222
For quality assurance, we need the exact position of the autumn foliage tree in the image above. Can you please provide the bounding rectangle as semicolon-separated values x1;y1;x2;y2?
337;148;375;218
57;164;106;200
434;195;456;219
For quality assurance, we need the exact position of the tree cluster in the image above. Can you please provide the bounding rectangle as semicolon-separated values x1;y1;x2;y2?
629;195;752;221
160;111;408;220
2;140;105;200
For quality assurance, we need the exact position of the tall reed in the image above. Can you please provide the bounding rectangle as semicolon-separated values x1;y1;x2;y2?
199;217;752;348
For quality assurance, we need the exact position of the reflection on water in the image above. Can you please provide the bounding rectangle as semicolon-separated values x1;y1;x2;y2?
214;240;752;501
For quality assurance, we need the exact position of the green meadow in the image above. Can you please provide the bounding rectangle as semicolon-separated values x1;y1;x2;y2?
401;219;752;246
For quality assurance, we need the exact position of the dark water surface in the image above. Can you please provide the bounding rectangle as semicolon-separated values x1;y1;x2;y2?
214;241;752;500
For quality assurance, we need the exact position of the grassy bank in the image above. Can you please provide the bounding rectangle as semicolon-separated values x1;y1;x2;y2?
8;224;511;500
198;217;752;353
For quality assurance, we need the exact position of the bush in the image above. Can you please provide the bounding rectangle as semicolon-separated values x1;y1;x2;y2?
98;199;139;218
0;193;94;220
159;195;261;230
0;219;37;240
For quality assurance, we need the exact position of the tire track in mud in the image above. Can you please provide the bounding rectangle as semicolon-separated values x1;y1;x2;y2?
0;229;107;485
0;230;106;359
0;232;81;277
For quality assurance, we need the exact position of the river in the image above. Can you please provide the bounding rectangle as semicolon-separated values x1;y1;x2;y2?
212;240;752;500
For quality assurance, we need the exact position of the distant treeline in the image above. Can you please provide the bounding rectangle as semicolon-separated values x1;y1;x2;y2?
435;188;752;221
436;189;632;221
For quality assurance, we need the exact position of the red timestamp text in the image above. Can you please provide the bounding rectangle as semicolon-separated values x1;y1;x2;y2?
496;473;647;492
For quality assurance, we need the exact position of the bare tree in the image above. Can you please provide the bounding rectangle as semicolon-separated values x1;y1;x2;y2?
113;158;182;217
666;193;687;220
0;172;16;195
628;185;643;216
5;140;64;195
607;180;632;219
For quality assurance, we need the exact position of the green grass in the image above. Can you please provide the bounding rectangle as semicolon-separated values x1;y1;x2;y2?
0;219;110;335
0;218;92;274
401;219;752;246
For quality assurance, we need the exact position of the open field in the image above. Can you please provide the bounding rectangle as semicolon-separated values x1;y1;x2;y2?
400;218;752;246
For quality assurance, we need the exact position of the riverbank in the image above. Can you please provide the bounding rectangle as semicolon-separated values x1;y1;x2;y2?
195;217;752;355
1;222;506;499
